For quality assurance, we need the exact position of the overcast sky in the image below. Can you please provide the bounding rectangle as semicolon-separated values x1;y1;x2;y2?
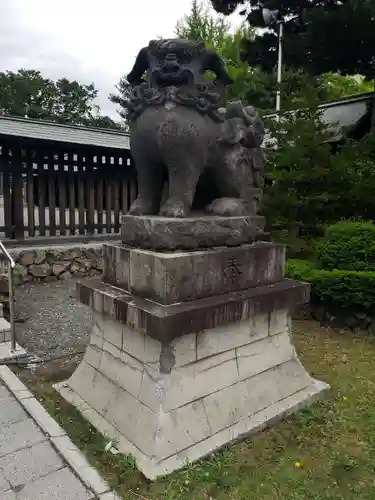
0;0;242;120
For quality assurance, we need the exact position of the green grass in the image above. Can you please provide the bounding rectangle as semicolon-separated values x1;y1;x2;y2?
16;320;375;500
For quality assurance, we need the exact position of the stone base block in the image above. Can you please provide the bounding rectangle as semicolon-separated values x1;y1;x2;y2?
103;242;286;304
121;214;268;250
56;312;329;479
77;278;310;343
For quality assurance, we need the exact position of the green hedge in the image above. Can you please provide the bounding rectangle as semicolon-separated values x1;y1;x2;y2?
317;220;375;271
286;259;375;312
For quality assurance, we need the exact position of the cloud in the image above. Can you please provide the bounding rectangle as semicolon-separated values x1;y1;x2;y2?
0;0;189;117
0;0;240;119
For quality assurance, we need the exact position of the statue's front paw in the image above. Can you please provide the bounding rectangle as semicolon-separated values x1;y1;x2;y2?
160;199;190;218
128;197;158;215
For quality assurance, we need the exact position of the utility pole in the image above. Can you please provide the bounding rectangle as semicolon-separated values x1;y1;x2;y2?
275;21;283;122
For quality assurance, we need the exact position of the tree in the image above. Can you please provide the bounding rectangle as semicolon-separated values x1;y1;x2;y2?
175;0;283;109
0;69;121;129
111;0;374;123
178;1;373;110
262;101;375;257
176;0;230;46
110;1;278;119
210;1;375;81
319;73;374;102
109;75;132;127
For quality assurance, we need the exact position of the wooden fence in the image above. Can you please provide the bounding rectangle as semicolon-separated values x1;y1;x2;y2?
0;142;137;240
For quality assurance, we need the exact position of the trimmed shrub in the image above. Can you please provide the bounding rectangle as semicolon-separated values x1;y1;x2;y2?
317;220;375;271
286;259;375;312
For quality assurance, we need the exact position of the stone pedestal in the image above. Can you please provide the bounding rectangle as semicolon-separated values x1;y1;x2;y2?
56;215;329;479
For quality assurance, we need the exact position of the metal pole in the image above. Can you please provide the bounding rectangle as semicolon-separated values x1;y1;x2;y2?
0;240;16;351
8;260;16;351
276;21;283;122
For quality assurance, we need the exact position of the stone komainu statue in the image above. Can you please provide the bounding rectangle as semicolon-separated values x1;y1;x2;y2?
124;38;265;218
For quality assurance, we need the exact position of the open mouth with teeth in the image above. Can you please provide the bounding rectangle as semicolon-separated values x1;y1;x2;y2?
154;68;194;87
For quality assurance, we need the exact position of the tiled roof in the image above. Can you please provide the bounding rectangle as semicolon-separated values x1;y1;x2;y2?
0;115;130;150
264;92;374;142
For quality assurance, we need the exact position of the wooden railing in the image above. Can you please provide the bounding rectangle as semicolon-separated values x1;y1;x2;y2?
0;143;137;240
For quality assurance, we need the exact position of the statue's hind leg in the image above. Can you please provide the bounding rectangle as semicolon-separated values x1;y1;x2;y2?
205;147;261;216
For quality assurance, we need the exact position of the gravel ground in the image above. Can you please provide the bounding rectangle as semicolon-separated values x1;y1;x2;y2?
14;279;93;360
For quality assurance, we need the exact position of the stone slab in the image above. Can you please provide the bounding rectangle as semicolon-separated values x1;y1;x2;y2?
0;441;63;488
102;244;130;290
0;366;118;500
15;467;92;500
0;473;11;493
56;310;329;480
103;242;285;304
0;419;46;458
77;277;310;343
120;214;268;250
0;398;28;426
58;357;328;480
1;490;16;500
61;378;327;483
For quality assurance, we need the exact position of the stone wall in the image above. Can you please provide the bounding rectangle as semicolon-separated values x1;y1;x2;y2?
1;243;112;286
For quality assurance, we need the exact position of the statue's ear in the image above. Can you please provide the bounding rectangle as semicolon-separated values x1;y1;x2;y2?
148;40;158;51
127;47;149;86
202;50;233;86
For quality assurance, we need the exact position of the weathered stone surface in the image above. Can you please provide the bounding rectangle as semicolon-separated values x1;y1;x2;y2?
121;214;267;250
62;249;82;261
139;350;238;412
103;244;129;290
0;441;63;488
13;265;28;285
236;332;296;380
94;314;160;365
58;310;329;479
125;38;265;219
16;467;91;500
0;399;27;426
70;261;88;276
82;248;103;270
127;242;285;304
28;263;51;278
52;261;71;276
98;347;144;399
75;257;92;271
19;251;35;267
77;278;310;343
60;271;72;280
196;314;269;360
269;308;289;335
19;250;46;266
3;243;107;285
0;419;45;458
